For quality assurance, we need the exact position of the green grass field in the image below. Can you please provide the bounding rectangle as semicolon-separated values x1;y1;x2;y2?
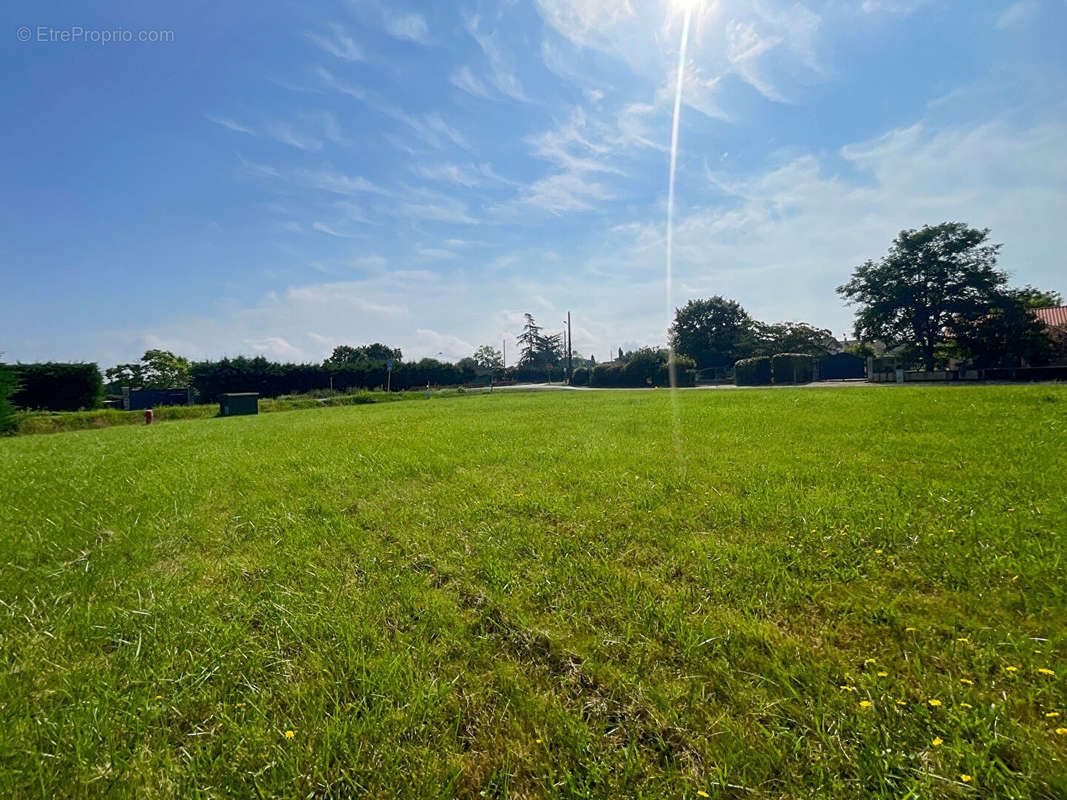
1;386;1065;798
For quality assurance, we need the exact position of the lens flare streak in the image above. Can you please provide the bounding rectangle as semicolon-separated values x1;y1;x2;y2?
666;8;692;462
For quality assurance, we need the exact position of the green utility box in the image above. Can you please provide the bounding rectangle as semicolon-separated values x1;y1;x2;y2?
219;392;259;417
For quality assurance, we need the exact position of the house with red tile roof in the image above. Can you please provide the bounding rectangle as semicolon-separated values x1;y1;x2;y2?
1034;306;1067;365
1034;306;1067;328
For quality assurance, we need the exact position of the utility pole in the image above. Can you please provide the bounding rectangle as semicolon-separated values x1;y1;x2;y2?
502;338;506;370
567;311;572;382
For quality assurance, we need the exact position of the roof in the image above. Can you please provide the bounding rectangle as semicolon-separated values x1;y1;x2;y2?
1034;306;1067;327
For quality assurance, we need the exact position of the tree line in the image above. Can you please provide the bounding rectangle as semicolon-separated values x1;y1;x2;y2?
2;220;1063;423
668;223;1063;372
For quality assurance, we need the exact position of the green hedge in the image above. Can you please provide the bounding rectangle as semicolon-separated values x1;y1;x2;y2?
190;356;478;401
589;352;696;388
12;362;103;411
771;353;815;384
0;363;17;434
734;356;771;386
570;366;590;386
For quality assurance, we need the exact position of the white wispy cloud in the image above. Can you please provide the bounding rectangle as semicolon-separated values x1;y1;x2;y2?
399;187;479;224
314;65;366;100
860;0;931;14
245;336;304;360
295;168;389;196
450;66;490;98
413;162;513;188
312;221;364;239
383;11;430;43
304;23;363;61
516;172;614;213
266;121;323;152
414;328;476;361
413;163;483;187
526;107;623;174
391;111;469;150
996;0;1039;29
206;115;256;136
416;247;458;260
725;20;787;102
462;14;529;102
237;155;282;179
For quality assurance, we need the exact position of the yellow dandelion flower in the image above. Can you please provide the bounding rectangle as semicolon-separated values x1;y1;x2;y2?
1046;712;1061;718
932;737;942;746
536;738;543;743
928;699;942;707
960;774;972;783
905;626;916;632
959;678;973;685
1005;666;1018;672
284;730;295;739
956;637;969;643
155;695;162;700
896;700;906;706
859;700;872;708
946;529;955;533
840;685;856;692
1037;668;1055;676
697;792;710;798
1056;728;1067;736
875;549;883;554
877;671;888;677
864;658;877;664
961;703;973;709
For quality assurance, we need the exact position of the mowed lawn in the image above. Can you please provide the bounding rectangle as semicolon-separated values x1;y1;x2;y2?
1;387;1065;799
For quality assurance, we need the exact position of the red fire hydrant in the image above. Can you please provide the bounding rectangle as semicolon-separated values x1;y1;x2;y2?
144;409;154;425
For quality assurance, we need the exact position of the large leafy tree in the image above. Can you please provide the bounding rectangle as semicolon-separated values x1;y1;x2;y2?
472;345;504;372
517;314;561;367
1015;286;1063;309
669;296;757;369
756;322;838;357
105;349;189;389
323;343;402;366
952;287;1057;368
837;223;1006;370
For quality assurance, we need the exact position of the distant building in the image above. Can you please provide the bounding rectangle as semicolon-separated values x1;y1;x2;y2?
1034;306;1067;366
1034;306;1067;329
122;387;196;410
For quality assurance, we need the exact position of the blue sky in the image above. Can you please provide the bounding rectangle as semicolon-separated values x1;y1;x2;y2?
2;0;1065;366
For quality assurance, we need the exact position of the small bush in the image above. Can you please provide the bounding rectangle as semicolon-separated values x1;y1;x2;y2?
771;353;815;384
590;363;622;387
734;356;771;386
12;363;103;411
570;367;590;386
586;352;696;388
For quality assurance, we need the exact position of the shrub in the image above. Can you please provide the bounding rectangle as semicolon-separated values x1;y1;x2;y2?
657;354;697;388
734;356;771;386
771;353;815;384
570;366;590;386
587;352;696;388
12;363;103;411
0;362;17;434
590;363;622;387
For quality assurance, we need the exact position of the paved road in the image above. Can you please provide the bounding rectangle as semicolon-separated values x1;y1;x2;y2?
495;380;879;392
